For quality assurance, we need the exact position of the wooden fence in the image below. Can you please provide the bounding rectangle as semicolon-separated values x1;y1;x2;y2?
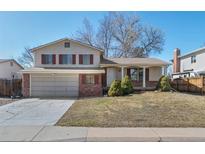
170;77;205;95
0;79;22;97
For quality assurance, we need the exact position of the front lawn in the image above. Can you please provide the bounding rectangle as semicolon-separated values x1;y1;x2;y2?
57;92;205;127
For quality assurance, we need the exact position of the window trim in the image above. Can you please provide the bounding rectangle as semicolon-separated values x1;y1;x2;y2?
59;54;76;64
41;54;56;64
64;42;70;48
191;55;196;64
85;74;95;84
79;54;94;65
82;74;99;85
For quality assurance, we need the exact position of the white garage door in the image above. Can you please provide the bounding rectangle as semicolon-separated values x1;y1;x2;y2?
31;74;79;97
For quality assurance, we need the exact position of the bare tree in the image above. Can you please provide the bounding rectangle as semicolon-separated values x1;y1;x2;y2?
138;26;164;57
76;18;95;46
76;12;164;58
18;47;34;68
111;12;141;57
111;12;164;58
96;14;114;57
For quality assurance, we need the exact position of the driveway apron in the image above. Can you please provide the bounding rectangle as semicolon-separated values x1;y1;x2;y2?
0;98;75;126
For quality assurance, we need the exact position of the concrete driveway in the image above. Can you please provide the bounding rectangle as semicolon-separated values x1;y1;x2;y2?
0;98;75;126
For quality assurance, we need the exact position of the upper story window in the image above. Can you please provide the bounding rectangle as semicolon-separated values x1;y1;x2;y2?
59;54;76;64
64;42;70;48
191;55;196;63
79;54;93;65
41;54;56;64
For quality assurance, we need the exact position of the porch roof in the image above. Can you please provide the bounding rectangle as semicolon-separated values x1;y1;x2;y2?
20;67;105;74
100;57;170;67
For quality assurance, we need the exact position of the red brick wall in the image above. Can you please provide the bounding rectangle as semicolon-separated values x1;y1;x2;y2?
22;74;30;97
79;74;102;97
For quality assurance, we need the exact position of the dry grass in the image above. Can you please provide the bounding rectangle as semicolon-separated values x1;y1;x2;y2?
57;92;205;127
0;98;17;106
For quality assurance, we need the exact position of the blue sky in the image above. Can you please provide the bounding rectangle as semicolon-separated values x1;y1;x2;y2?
0;11;205;61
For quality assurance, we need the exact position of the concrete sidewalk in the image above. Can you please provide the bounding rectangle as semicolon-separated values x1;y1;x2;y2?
1;126;205;142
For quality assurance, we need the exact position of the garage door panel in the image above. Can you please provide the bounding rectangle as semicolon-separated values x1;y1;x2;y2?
55;91;78;97
31;81;56;87
53;77;77;82
32;81;78;87
32;91;55;97
55;86;78;91
32;86;57;91
31;77;54;82
31;74;79;97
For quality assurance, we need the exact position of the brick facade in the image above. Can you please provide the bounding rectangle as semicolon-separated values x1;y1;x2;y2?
79;74;102;97
22;73;30;97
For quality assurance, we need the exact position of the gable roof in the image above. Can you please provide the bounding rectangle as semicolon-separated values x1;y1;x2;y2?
31;38;104;53
0;59;24;69
179;47;205;59
100;57;170;67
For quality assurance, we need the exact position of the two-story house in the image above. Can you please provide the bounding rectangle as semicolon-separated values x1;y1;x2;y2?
173;47;205;75
0;59;23;79
21;38;169;97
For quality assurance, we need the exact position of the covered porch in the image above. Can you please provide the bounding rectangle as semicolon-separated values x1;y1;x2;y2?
100;57;169;90
103;65;167;90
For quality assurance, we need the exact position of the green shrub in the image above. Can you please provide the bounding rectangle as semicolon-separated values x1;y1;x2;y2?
156;75;165;90
121;75;133;95
108;80;123;96
159;76;171;91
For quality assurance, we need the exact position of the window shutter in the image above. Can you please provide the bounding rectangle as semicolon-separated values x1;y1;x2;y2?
59;54;62;64
127;68;131;78
146;68;149;81
90;54;93;64
72;55;76;64
94;74;99;84
41;55;45;64
82;74;86;84
52;55;56;64
79;55;83;64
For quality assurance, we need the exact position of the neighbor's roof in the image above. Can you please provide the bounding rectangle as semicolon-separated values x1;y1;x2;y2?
31;38;104;53
100;57;170;67
0;59;24;69
179;47;205;59
20;67;105;74
0;59;12;63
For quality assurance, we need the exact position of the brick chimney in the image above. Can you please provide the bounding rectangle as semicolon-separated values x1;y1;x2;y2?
173;48;181;73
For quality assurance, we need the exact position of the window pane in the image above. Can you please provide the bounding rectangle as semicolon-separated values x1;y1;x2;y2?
64;42;70;48
48;55;52;64
67;55;72;64
85;75;95;84
62;55;72;64
43;55;53;64
83;55;90;65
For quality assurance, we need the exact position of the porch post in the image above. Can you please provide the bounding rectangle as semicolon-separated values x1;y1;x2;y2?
161;66;165;76
121;66;124;80
143;66;146;88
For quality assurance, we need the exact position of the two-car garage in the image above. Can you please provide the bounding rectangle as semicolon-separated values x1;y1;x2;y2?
21;68;105;97
30;74;79;97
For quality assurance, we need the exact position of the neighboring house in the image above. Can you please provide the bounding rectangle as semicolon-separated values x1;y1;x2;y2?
0;59;23;79
21;38;169;97
172;47;205;76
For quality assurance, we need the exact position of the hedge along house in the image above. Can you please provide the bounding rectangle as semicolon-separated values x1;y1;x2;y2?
101;57;169;90
21;38;169;97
